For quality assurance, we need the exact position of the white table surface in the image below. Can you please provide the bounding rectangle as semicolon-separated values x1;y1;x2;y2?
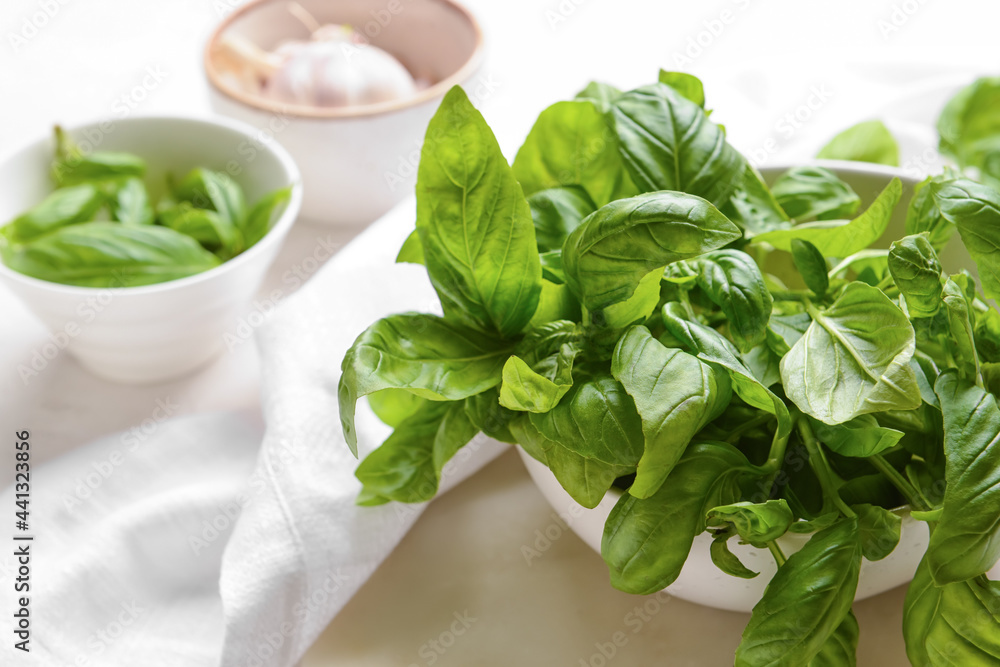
3;0;999;664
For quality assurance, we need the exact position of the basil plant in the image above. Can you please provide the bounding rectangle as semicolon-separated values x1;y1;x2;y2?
339;71;1000;666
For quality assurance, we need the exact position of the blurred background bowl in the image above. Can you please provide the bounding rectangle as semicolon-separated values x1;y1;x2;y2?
0;115;303;384
204;0;484;227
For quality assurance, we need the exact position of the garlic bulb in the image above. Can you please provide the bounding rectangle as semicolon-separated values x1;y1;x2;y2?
263;29;417;107
215;3;419;110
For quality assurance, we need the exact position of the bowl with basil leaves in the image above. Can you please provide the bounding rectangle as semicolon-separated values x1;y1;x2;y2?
0;115;302;384
338;71;1000;665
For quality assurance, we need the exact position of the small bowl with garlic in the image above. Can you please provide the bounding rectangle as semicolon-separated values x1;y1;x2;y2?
204;0;483;226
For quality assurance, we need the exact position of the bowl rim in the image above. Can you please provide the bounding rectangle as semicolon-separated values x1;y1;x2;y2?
0;113;304;297
203;0;485;120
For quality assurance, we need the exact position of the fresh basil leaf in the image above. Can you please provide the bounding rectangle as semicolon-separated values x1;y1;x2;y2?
667;249;773;352
905;175;957;252
722;164;792;236
174;167;248;230
711;533;759;579
3;184;104;242
159;202;242;259
816;120;900;166
854;503;902;561
562;191;740;312
657;69;705;107
243;185;291;248
355;401;478;503
889;233;944;318
752;178;902;257
736;518;863;667
513;99;635;207
662;303;790;434
809;415;904;458
396;229;425;265
791;239;830;297
417;87;542;337
110;177;154;226
941;277;980;380
464;387;517;444
602;441;753;594
766;312;812;357
612;325;732;498
932;177;1000;301
1;221;220;287
788;512;840;535
338;313;512;455
529;279;580;327
593;267;661;331
744;343;782;387
808;613;860;667
51;125;146;186
574;81;623;112
938;76;1000;185
706;499;794;547
929;372;1000;584
499;343;578;413
367;388;427;428
609;82;745;205
771;166;862;221
903;556;1000;666
511;374;645;508
781;282;920;424
527;186;596;252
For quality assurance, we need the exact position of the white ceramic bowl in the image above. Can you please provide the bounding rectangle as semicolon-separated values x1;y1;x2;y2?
0;115;303;384
204;0;484;227
514;162;981;613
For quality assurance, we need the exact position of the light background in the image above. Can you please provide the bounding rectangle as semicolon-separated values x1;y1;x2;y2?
1;0;998;665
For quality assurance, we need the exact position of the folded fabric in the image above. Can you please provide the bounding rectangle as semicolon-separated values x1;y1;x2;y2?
0;197;506;667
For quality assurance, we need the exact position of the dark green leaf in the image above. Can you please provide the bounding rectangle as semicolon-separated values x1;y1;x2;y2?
355;401;477;503
338;313;511;455
706;499;795;546
903;556;1000;666
417;87;542;337
464;387;517;444
602;442;753;594
511;374;644;508
562;191;740;312
889;233;944;318
666;249;773;352
905;175;957;252
932;177;1000;301
791;239;830;297
854;503;902;561
527;186;596;252
722;164;792;236
612;325;732;497
809;415;904;458
1;221;220;287
711;534;759;579
609;82;746;206
808;613;859;667
929;372;1000;584
159;202;243;258
736;518;863;667
771;166;862;221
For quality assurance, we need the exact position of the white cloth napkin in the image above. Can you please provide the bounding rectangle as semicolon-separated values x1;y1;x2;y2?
0;199;505;666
